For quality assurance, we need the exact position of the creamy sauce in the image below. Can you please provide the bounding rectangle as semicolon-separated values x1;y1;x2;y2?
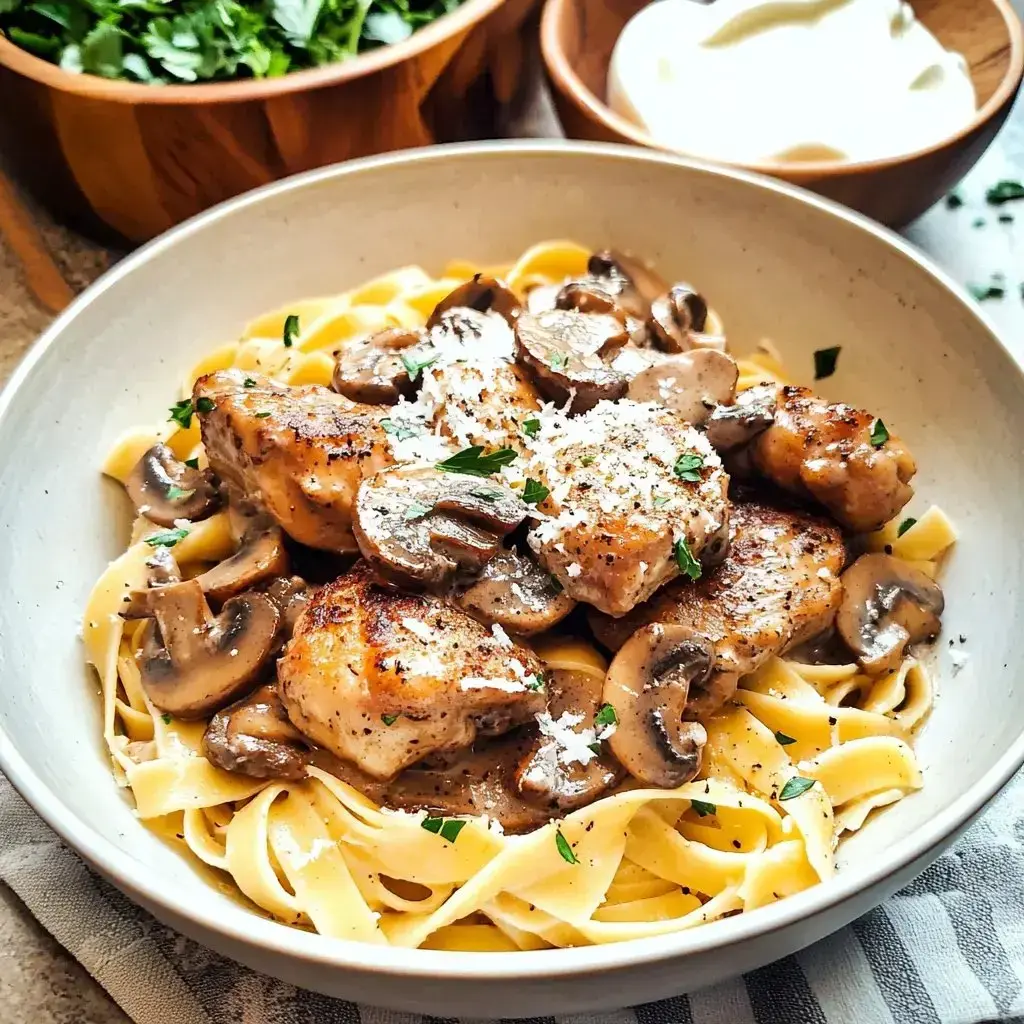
608;0;977;164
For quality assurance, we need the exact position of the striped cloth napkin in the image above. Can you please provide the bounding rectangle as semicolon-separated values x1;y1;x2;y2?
3;768;1024;1024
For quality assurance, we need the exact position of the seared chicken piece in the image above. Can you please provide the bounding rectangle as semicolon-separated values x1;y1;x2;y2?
590;493;845;685
278;564;546;779
195;370;392;552
745;385;915;533
524;400;729;617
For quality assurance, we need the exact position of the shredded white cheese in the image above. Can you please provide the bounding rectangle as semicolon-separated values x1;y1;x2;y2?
535;710;598;767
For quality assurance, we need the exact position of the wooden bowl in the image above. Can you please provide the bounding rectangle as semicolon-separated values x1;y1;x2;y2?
0;0;536;244
541;0;1024;226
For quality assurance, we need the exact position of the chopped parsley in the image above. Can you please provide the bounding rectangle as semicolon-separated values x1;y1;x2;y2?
985;180;1024;206
690;799;716;817
778;776;816;801
580;455;595;467
144;527;189;548
555;830;579;865
437;446;517;478
548;574;564;594
381;713;400;726
813;346;841;380
282;314;299;347
401;352;437;381
945;190;964;209
998;213;1015;224
673;452;704;482
243;377;257;388
195;397;215;414
973;217;987;229
166;485;195;502
161;713;172;725
674;537;702;581
526;674;546;692
380;418;420;441
403;501;433;520
522;417;541;438
869;418;889;448
968;281;1006;302
594;703;618;730
421;817;468;843
522;478;550;505
774;731;796;746
653;495;671;508
255;411;272;418
549;351;569;372
896;517;917;538
183;458;200;470
168;399;195;429
471;486;505;502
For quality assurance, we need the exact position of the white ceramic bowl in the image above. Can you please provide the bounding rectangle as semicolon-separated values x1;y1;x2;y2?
1;142;1022;1018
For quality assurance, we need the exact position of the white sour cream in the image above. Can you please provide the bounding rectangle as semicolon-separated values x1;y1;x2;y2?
608;0;976;164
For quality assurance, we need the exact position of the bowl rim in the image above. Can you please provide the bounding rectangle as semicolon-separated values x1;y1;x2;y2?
1;139;1023;982
539;0;1024;180
0;0;508;105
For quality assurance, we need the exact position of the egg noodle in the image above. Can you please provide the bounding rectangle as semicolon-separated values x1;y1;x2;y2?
84;240;957;951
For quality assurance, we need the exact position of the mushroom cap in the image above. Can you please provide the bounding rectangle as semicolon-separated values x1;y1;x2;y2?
353;467;529;591
136;580;281;719
427;274;522;329
514;309;629;414
836;553;945;675
704;383;779;453
626;349;739;426
586;250;668;320
194;524;290;604
603;623;715;788
331;327;428;405
125;444;219;527
649;284;710;353
455;548;575;635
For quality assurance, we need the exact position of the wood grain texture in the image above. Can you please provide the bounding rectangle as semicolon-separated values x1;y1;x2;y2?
0;0;536;244
541;0;1024;226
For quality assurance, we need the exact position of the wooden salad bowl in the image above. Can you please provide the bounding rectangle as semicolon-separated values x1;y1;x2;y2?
0;0;536;244
540;0;1024;225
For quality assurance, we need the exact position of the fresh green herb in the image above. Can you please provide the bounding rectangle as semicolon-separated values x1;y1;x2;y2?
968;282;1006;302
674;537;702;581
985;180;1024;206
580;455;595;467
999;213;1015;224
673;452;704;482
555;830;578;865
526;674;546;692
401;352;437;381
897;517;917;538
380;418;420;442
437;446;517;478
945;190;964;209
243;377;257;388
255;411;272;418
653;495;671;508
813;346;841;380
774;731;797;746
403;501;433;521
779;777;816;801
421;817;468;843
522;417;541;438
548;574;563;594
168;399;195;429
195;397;215;414
690;799;716;817
161;713;172;725
471;486;504;502
869;418;889;448
282;314;299;347
550;351;569;372
973;217;987;229
166;485;196;502
184;458;200;470
381;713;399;726
588;741;602;755
522;478;550;505
594;703;617;730
144;527;189;548
0;0;471;85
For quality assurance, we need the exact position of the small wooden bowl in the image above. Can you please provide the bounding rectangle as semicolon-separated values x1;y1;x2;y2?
0;0;535;244
541;0;1024;226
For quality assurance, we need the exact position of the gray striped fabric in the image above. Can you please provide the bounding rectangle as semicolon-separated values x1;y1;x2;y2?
4;774;1024;1024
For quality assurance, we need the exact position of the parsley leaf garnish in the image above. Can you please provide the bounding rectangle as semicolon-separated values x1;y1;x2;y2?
168;399;194;429
243;377;257;388
403;501;433;520
526;674;546;692
673;452;704;482
555;830;579;864
774;731;797;746
144;527;189;548
184;458;200;470
985;180;1024;206
869;419;889;447
690;799;716;817
421;817;467;843
437;446;517;478
580;455;595;467
381;713;399;726
945;190;964;209
550;351;569;372
282;314;299;347
380;418;420;441
594;703;617;730
161;713;172;725
165;485;195;502
779;777;816;801
471;487;504;502
674;537;702;581
896;517;917;538
522;478;550;505
401;352;437;381
195;397;215;414
968;281;1006;302
255;411;272;419
522;417;541;438
653;495;671;508
813;346;841;380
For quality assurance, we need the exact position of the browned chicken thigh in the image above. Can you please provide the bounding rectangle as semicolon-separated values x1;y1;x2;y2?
195;370;393;552
278;564;546;779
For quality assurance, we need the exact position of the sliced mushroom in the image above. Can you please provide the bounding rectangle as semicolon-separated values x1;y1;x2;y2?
353;467;528;591
265;575;312;645
514;309;629;413
428;274;522;328
603;624;715;787
585;250;668;320
515;668;622;812
627;349;739;426
130;579;280;719
455;548;575;635
704;383;778;452
125;444;219;526
649;284;710;352
836;553;945;676
331;326;429;405
120;546;182;618
194;523;290;603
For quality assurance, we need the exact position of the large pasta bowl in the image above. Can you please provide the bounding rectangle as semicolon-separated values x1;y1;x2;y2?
0;142;1022;1017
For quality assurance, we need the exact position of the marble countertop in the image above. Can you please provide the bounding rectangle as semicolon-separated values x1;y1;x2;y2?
0;60;1021;1024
